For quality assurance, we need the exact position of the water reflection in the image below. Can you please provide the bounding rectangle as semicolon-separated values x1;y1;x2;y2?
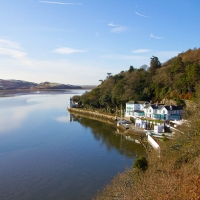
0;92;145;200
0;98;38;133
0;90;84;133
70;114;145;158
0;89;84;98
55;115;71;123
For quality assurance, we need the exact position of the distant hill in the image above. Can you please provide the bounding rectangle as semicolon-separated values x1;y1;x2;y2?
34;81;82;89
0;79;82;90
0;79;37;90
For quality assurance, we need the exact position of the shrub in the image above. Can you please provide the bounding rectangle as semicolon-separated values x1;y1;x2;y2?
132;156;148;172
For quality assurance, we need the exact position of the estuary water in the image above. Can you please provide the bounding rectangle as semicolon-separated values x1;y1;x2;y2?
0;90;145;200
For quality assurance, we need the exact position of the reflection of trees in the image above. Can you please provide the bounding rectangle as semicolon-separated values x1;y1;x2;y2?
71;114;145;158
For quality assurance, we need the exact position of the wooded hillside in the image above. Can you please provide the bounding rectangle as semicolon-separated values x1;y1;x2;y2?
78;48;200;110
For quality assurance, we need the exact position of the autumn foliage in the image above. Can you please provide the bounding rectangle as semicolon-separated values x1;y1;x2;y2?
79;48;200;111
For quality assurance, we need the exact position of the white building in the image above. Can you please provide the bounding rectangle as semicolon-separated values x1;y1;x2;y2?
125;101;149;117
157;105;184;120
126;101;183;121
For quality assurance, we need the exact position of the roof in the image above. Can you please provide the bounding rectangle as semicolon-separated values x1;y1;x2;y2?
143;104;158;109
143;105;149;109
163;105;183;110
143;104;166;109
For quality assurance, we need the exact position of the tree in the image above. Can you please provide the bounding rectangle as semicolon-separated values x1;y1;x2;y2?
99;94;112;109
128;66;134;73
186;63;200;91
171;57;184;74
149;56;161;75
160;86;169;99
107;73;112;79
140;64;149;71
99;79;103;84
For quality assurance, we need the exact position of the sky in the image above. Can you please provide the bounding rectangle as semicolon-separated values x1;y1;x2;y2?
0;0;200;85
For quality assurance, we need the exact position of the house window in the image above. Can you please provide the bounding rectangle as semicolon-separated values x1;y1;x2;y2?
163;110;165;114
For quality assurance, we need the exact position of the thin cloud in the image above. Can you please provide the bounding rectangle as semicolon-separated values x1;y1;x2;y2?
108;22;118;27
150;33;164;39
102;54;148;60
0;48;27;59
135;11;148;18
38;1;82;5
53;47;86;54
110;26;128;33
132;49;151;53
0;39;21;49
0;39;26;59
108;22;128;33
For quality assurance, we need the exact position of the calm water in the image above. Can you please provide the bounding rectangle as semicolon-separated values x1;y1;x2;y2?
0;90;145;200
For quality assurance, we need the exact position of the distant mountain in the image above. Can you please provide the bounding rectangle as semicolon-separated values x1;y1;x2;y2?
0;79;82;90
34;81;82;89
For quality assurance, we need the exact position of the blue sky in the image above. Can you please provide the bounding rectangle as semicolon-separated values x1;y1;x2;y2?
0;0;199;85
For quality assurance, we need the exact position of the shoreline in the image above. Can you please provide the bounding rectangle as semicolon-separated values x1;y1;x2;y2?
67;107;146;136
67;107;117;126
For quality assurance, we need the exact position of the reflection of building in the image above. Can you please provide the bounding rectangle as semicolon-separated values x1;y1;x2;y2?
126;101;183;121
67;112;79;122
69;113;73;122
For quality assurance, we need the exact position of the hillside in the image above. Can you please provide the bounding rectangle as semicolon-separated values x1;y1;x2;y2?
77;48;200;111
93;49;200;199
0;79;82;90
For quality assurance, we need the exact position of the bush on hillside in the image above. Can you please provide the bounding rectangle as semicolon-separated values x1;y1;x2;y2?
132;156;148;172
